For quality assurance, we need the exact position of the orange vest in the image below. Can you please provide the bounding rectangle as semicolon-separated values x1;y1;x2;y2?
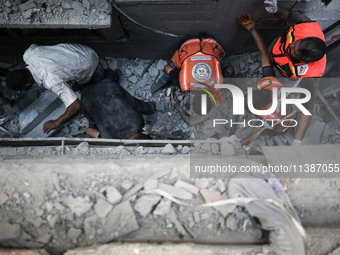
171;38;225;92
272;22;326;79
257;76;293;132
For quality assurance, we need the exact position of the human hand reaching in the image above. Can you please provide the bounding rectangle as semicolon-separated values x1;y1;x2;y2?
43;119;60;134
237;15;255;31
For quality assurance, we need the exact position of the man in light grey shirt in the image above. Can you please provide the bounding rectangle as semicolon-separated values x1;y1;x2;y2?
6;43;100;134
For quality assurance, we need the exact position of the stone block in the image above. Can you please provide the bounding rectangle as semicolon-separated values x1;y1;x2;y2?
200;189;222;203
162;143;176;154
174;180;199;195
94;199;113;218
0;191;9;205
134;195;161;217
65;196;93;217
143;179;158;191
153;199;171;216
0;223;21;240
158;183;193;200
101;186;122;205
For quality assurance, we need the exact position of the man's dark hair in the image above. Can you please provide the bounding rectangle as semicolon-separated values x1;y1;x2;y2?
298;37;326;63
244;89;272;114
5;69;30;91
133;132;152;140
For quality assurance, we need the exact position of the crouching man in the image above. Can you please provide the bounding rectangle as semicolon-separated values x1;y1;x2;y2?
82;74;156;140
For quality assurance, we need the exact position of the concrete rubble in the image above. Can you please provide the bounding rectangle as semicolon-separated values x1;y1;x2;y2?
1;51;340;155
0;0;111;29
0;163;264;254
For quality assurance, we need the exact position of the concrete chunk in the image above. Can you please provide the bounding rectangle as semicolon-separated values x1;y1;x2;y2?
102;200;139;242
65;196;93;217
19;0;36;12
134;195;161;217
200;189;222;203
162;143;176;154
168;208;187;237
0;223;21;240
101;186;122;205
94;199;113;218
156;59;167;70
153;199;171;216
220;140;234;156
0;191;9;205
72;1;85;13
174;180;199;194
67;228;82;244
144;179;158;191
226;216;238;231
84;214;100;245
195;178;210;189
158;183;193;200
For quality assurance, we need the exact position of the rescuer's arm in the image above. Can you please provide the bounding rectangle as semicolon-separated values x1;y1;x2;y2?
43;99;82;134
237;15;271;68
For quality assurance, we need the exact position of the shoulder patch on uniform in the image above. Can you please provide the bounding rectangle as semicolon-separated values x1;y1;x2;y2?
297;64;308;76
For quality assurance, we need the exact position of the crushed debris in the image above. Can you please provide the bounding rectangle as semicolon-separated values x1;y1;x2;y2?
0;0;111;28
1;51;340;155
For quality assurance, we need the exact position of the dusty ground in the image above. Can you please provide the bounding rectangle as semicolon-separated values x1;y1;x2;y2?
0;152;339;254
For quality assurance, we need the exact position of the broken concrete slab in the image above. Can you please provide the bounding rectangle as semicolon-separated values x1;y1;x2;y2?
18;90;59;131
0;191;9;205
174;180;199;195
158;183;193;200
65;196;93;217
134;194;161;217
0;0;111;29
168;208;188;237
214;204;237;218
84;214;101;245
67;228;82;244
143;179;158;191
162;143;177;154
303;119;326;145
101;186;122;205
195;178;210;189
329;246;340;255
226;216;238;231
101;200;139;243
220;139;234;156
200;189;222;203
23;103;66;138
94;199;113;218
153;199;171;217
0;222;21;240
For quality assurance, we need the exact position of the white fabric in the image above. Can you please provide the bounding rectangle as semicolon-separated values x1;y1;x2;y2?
228;175;308;255
24;43;99;107
264;0;278;14
292;139;302;146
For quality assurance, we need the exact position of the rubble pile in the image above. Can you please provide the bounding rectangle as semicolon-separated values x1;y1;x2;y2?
0;166;262;254
1;52;340;154
0;0;111;28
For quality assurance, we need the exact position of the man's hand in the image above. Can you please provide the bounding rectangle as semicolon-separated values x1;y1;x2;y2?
237;15;255;31
264;0;278;14
43;120;60;134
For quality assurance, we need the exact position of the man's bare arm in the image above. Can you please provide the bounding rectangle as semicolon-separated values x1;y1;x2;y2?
250;28;272;68
43;99;82;134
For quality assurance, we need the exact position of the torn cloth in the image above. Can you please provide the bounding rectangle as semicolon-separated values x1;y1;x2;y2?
228;175;308;255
